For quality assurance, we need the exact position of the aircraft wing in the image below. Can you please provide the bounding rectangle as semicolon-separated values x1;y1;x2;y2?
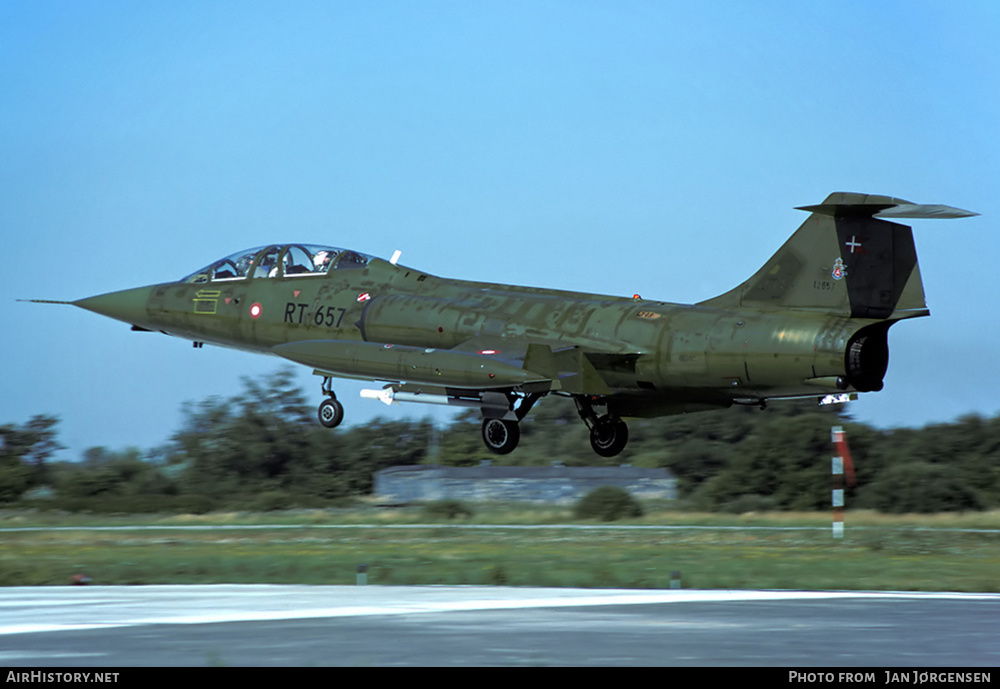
446;335;648;395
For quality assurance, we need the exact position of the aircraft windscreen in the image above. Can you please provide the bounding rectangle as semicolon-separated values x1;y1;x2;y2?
183;247;267;284
182;245;373;283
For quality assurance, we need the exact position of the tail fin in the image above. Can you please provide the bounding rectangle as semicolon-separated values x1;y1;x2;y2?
698;192;976;319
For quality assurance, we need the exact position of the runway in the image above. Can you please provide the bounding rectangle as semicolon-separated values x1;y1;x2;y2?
2;585;999;666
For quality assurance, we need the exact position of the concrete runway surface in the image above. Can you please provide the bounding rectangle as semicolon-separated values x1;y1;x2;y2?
1;585;998;666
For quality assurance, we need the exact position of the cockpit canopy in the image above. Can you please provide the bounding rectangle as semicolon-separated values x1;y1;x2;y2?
183;244;373;284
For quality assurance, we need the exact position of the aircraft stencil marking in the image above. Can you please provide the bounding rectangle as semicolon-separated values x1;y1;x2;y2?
192;290;220;315
284;303;347;327
40;196;976;456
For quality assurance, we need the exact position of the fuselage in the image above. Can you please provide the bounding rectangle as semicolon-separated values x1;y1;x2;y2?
80;253;880;416
61;193;976;456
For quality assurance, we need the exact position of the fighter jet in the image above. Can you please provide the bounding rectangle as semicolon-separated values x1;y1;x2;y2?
34;192;975;456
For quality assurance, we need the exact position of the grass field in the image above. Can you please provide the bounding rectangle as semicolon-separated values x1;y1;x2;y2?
2;506;999;590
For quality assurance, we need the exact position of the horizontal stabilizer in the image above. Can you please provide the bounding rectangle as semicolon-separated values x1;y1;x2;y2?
874;204;978;220
796;193;977;219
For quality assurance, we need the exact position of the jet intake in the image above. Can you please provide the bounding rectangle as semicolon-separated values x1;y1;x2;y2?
358;295;467;348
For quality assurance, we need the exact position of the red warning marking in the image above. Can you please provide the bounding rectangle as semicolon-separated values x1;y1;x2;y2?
832;427;856;486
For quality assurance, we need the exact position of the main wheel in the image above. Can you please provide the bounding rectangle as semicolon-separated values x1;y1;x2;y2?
318;398;344;428
589;416;628;457
481;418;520;455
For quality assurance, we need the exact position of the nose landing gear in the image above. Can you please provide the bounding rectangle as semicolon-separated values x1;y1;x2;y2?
317;376;344;429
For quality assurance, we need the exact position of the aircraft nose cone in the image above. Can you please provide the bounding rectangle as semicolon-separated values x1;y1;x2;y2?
74;286;155;328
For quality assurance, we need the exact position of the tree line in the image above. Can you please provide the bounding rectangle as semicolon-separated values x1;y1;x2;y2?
2;368;998;513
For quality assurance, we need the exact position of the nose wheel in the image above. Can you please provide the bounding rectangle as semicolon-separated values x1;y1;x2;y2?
318;397;344;428
317;376;344;429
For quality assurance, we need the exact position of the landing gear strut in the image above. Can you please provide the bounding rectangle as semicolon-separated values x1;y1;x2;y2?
317;377;344;429
575;396;629;457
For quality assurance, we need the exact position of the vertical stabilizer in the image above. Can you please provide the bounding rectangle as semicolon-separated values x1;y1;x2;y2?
698;193;976;319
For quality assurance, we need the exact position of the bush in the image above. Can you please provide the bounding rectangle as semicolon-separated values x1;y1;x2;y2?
720;494;777;514
38;493;216;514
421;500;474;520
857;462;983;513
247;491;293;512
574;486;644;521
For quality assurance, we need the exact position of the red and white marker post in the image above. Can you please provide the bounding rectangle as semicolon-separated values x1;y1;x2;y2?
830;426;857;538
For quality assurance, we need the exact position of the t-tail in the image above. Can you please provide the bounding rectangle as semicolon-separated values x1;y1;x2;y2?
699;192;977;319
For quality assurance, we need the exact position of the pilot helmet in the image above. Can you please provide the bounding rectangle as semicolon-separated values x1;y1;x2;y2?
313;250;333;270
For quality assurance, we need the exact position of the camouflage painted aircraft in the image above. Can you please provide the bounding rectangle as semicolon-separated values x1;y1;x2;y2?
35;192;975;456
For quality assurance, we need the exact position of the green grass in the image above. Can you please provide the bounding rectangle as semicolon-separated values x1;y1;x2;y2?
5;504;1000;528
2;507;999;590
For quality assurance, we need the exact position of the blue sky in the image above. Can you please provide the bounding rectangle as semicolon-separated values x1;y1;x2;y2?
2;1;997;461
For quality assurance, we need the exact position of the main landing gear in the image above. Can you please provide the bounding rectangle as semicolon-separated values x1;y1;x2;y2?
481;418;520;455
317;377;344;429
575;396;629;458
314;379;629;458
479;392;541;455
477;393;630;458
